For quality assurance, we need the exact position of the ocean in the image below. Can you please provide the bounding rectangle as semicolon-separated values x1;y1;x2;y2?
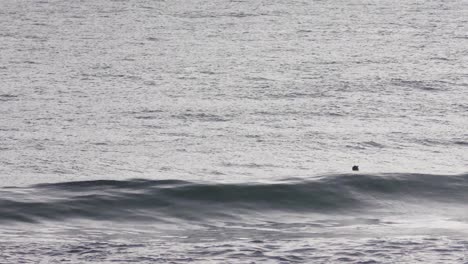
0;0;467;263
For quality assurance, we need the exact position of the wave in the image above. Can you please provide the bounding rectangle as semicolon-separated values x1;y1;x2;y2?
1;173;467;223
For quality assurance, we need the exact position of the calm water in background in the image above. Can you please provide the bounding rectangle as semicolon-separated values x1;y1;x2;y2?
0;0;467;263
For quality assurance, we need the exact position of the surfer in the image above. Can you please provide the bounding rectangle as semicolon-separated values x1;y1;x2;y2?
352;165;359;171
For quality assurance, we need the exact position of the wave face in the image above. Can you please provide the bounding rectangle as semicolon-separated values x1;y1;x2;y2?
1;173;467;223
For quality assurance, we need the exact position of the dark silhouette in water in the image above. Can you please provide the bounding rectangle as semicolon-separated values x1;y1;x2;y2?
352;165;359;171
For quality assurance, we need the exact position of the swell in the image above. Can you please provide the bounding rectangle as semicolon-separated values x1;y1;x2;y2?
1;173;467;223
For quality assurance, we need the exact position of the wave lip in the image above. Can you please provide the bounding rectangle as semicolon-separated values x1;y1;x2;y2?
1;173;467;223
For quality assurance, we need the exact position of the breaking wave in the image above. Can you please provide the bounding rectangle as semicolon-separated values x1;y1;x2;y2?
1;173;467;223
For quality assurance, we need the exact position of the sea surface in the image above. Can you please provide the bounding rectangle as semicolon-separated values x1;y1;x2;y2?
0;0;467;263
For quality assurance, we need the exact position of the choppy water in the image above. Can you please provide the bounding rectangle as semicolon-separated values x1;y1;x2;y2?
1;0;467;262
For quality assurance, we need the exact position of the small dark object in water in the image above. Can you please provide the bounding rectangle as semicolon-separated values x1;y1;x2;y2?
352;165;359;171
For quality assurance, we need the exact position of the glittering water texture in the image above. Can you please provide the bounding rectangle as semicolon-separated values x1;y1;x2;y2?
1;0;467;185
0;0;467;262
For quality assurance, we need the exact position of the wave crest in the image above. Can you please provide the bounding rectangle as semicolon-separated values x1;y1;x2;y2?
1;173;467;223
